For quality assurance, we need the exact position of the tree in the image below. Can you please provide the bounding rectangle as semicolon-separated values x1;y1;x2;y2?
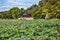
39;0;48;7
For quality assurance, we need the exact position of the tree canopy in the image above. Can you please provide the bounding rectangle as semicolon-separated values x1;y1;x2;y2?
27;0;60;19
0;7;25;19
0;0;60;19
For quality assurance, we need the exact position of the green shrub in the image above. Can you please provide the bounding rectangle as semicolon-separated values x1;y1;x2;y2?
0;19;60;40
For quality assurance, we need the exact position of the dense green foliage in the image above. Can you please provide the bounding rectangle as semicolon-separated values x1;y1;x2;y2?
28;0;60;19
0;19;60;40
0;0;60;19
0;7;25;19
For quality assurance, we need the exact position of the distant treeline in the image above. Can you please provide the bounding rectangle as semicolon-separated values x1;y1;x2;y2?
0;7;25;19
0;0;60;19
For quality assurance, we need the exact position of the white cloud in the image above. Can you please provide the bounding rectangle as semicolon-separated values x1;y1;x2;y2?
0;0;40;12
7;0;25;5
0;6;8;8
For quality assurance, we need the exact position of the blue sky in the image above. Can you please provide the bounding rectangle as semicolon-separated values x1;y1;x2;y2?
0;0;40;12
